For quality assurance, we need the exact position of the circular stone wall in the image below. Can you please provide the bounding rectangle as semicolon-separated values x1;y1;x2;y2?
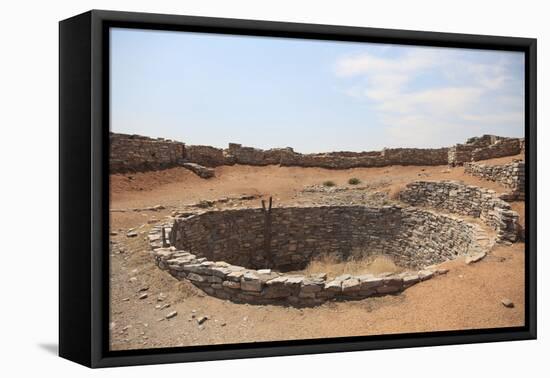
149;205;494;306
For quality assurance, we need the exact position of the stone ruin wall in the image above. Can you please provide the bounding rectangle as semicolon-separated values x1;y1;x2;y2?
147;205;490;306
169;206;486;271
224;144;450;168
448;135;523;166
110;133;524;173
464;161;525;200
110;133;185;173
399;181;519;243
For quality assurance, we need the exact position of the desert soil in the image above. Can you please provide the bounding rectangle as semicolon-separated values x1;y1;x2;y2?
109;154;525;351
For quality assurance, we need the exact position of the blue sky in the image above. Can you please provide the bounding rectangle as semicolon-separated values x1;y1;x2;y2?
110;28;525;153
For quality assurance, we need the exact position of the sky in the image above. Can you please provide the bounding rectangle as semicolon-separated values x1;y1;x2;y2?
110;28;525;153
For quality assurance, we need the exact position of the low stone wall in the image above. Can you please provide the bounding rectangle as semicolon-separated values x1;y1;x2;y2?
183;145;226;167
226;144;450;168
110;133;185;173
448;135;523;166
110;132;524;172
150;247;443;307
148;205;492;306
464;160;525;200
399;181;519;242
169;206;489;270
471;138;522;161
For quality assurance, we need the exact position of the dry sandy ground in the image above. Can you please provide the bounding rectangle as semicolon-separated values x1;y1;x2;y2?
109;155;525;351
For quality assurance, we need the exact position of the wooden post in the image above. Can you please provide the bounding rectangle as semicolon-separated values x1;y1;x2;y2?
261;197;273;268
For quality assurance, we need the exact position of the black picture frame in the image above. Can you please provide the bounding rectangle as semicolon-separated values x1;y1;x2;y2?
59;9;537;368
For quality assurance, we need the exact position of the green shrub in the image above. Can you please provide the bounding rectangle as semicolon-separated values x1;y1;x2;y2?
322;180;336;187
348;177;361;185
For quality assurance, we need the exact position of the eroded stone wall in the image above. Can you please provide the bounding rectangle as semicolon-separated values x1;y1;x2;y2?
149;205;491;306
464;161;525;200
183;145;226;167
226;144;450;168
110;132;525;172
169;205;488;271
399;181;519;242
448;135;523;166
110;133;185;173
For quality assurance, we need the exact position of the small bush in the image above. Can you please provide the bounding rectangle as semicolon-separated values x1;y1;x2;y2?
348;177;361;185
322;180;336;187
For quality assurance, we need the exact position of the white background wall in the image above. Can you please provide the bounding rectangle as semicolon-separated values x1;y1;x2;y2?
0;0;547;376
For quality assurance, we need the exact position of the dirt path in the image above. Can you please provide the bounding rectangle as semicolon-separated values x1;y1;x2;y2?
109;159;525;351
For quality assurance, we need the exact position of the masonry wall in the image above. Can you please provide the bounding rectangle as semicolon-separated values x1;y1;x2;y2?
448;135;523;166
464;161;525;200
110;132;524;172
226;144;450;168
399;181;519;242
110;133;185;173
170;205;486;271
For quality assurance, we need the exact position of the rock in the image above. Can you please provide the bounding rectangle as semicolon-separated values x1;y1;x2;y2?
138;286;149;292
324;280;342;292
341;278;361;293
166;311;178;319
418;270;435;281
181;162;215;179
197;316;208;325
241;278;262;292
501;298;514;308
110;231;118;236
465;252;486;264
138;293;148;300
127;230;138;238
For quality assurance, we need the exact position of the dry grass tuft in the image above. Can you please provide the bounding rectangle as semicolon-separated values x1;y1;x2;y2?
301;253;403;279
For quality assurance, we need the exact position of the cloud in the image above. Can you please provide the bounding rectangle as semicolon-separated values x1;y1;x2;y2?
334;47;524;146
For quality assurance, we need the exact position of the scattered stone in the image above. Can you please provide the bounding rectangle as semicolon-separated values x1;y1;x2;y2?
138;293;148;300
127;230;138;238
501;298;514;308
122;297;130;302
181;162;215;179
197;316;208;325
166;311;178;319
110;231;118;236
465;252;487;264
138;286;149;292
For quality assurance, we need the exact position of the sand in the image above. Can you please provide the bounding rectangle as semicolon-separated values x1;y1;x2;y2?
109;156;525;351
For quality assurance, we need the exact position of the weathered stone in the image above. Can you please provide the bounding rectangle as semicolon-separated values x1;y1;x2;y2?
187;273;205;282
359;276;384;290
465;252;486;264
324;280;342;292
341;278;361;293
501;298;514;308
222;280;240;289
240;277;262;292
165;311;178;319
